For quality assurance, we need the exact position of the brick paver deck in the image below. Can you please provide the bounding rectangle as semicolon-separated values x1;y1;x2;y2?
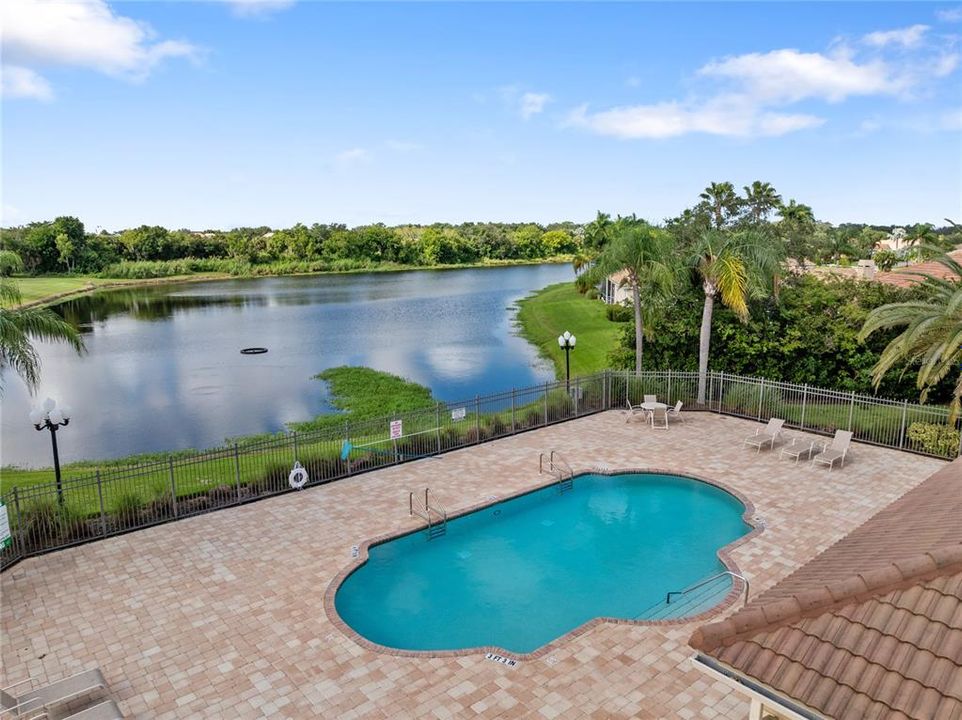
0;412;945;719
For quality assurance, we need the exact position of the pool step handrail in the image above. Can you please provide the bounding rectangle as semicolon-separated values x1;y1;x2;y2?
665;570;750;608
539;450;574;491
409;488;447;539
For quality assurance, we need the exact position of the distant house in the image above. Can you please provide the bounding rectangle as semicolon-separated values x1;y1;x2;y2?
600;270;631;305
689;458;962;720
875;226;911;253
874;248;962;289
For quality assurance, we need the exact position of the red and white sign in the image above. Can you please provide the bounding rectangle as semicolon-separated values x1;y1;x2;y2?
390;420;403;439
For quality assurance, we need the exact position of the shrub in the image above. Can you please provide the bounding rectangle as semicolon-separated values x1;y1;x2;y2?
605;303;632;323
907;422;960;457
111;490;145;520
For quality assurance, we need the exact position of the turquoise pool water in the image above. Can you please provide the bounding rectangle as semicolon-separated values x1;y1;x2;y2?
334;472;751;654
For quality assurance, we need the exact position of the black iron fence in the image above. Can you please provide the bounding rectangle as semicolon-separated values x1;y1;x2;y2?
2;370;958;570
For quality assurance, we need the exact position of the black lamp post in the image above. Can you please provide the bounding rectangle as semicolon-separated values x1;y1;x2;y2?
557;330;577;392
30;398;72;506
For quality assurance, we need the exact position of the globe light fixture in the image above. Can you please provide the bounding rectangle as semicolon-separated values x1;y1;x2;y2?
30;398;73;505
557;330;577;392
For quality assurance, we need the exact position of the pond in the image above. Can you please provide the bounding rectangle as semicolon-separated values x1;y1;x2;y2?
2;263;573;466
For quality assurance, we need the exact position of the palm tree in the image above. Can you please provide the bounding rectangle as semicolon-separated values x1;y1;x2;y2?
699;182;740;229
586;220;677;372
778;200;816;265
583;211;613;252
777;199;814;226
858;253;962;419
0;252;84;394
691;230;783;403
572;212;613;278
743;181;782;223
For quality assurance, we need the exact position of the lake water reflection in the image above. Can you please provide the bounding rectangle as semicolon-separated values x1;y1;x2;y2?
1;264;572;466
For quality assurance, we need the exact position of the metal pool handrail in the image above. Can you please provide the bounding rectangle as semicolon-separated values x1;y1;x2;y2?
409;488;447;536
666;571;750;607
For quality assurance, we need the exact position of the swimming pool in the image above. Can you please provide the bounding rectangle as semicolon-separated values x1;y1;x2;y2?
334;472;752;654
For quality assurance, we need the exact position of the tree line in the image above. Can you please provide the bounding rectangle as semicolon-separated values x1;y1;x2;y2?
1;194;957;276
0;219;583;275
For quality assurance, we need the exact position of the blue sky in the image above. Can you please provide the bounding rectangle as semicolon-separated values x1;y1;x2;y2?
2;1;961;230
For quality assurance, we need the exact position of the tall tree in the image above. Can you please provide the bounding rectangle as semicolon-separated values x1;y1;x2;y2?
586;220;677;372
778;200;816;264
858;253;962;419
699;182;741;229
743;181;782;223
573;211;614;276
691;230;784;403
0;252;84;394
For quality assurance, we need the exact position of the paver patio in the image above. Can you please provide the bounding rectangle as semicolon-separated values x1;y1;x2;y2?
0;411;946;719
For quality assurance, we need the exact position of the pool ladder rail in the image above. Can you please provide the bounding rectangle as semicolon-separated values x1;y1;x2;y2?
409;488;448;539
539;450;574;492
666;571;750;608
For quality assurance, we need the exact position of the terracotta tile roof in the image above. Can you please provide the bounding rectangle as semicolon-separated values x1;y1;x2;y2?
690;459;962;720
874;250;962;289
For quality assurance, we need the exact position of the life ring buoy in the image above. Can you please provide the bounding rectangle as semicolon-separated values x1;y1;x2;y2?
288;461;309;489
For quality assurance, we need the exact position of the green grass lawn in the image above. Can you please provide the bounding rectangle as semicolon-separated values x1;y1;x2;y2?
516;282;624;378
9;274;232;307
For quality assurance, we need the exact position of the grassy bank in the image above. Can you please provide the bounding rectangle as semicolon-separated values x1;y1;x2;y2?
11;273;230;307
0;366;436;493
516;282;624;378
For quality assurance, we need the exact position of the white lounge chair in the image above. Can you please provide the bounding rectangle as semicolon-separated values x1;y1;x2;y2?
743;418;784;453
650;406;669;429
2;669;108;718
34;700;125;720
643;394;657;404
666;400;686;423
625;396;647;422
811;430;853;470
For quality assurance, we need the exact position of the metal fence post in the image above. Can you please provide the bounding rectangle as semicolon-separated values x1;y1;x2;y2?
800;386;808;429
709;372;716;412
96;471;107;537
604;369;609;409
292;432;299;462
168;457;178;519
667;369;672;405
543;382;549;425
233;443;242;503
757;378;765;421
898;400;908;448
848;391;855;431
475;395;481;444
345;421;353;475
511;389;516;433
436;403;442;454
12;487;25;558
574;377;580;416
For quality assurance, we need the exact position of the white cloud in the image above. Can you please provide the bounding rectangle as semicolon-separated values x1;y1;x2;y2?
335;148;370;166
223;0;295;19
863;24;930;48
567;97;823;139
519;92;550;119
934;53;961;77
1;0;199;100
1;64;53;101
571;30;958;141
936;7;962;23
699;48;899;103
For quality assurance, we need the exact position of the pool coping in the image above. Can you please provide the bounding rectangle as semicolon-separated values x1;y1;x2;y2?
322;466;763;662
